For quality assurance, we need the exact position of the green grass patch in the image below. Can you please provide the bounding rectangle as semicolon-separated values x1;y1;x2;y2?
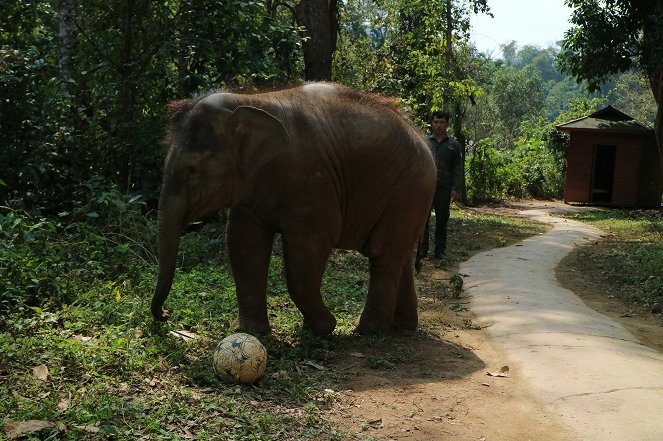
562;209;663;305
448;207;547;255
0;205;545;440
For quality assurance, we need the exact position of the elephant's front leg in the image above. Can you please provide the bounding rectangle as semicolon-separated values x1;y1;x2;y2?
227;210;275;334
282;235;337;336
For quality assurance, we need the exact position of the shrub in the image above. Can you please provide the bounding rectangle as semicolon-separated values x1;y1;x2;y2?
0;188;156;316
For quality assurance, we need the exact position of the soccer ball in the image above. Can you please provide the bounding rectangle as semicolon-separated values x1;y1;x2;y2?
212;333;267;384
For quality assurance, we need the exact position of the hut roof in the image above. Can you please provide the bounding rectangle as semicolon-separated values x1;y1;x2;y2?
555;105;653;134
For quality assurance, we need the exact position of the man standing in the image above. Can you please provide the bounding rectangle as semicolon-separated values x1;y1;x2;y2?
420;110;462;259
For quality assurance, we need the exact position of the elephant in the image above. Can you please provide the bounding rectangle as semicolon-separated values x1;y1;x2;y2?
151;82;436;335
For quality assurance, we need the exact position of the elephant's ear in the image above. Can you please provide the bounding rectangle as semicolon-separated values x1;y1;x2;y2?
229;106;289;180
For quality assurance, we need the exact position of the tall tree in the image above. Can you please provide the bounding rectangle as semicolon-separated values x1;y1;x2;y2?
558;0;663;175
58;0;77;98
295;0;338;80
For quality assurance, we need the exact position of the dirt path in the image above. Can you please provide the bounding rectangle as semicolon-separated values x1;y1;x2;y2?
323;201;663;440
324;265;570;440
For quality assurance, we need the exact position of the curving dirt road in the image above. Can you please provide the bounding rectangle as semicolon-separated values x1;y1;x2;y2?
461;207;663;441
327;202;663;440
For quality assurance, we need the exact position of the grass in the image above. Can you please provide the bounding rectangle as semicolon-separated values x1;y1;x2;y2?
560;208;663;307
0;205;548;440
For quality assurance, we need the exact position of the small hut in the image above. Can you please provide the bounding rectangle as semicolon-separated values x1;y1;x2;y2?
556;105;662;208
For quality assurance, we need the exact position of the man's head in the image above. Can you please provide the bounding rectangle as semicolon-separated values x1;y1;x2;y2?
430;110;450;138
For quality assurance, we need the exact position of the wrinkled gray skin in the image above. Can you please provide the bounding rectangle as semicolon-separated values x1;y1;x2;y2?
152;83;436;335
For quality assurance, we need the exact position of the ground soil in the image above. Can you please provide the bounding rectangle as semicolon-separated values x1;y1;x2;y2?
321;200;663;440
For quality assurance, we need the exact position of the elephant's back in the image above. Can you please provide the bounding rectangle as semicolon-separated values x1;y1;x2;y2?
282;85;435;252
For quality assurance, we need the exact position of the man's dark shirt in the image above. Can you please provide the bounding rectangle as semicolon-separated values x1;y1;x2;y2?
427;134;462;192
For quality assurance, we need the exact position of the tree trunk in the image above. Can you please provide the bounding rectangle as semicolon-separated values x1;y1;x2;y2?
58;0;77;98
453;103;467;203
648;0;663;197
295;0;338;81
443;0;453;109
117;0;136;193
650;68;663;193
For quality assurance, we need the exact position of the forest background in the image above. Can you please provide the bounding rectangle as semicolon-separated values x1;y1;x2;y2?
0;0;659;312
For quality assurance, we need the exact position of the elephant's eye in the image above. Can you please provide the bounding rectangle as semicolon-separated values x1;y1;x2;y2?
187;165;199;175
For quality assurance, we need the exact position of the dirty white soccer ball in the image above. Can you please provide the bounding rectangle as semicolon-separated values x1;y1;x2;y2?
212;333;267;384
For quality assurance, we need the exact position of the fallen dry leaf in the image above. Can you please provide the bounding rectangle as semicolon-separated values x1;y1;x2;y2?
32;364;49;381
302;360;325;370
486;365;510;377
367;418;383;429
71;334;92;343
144;377;159;387
348;352;365;358
4;420;54;439
57;397;71;410
75;425;100;434
170;330;198;341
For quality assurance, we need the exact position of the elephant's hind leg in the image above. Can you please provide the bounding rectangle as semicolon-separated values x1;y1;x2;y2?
393;260;418;330
356;256;404;334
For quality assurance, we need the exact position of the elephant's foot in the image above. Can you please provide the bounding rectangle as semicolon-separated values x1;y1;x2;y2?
303;314;337;336
235;316;272;335
393;313;418;331
152;306;170;322
354;313;392;335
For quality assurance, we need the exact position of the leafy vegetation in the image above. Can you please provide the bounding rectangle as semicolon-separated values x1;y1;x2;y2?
1;0;302;212
1;2;661;438
0;206;544;439
558;0;663;178
561;209;663;307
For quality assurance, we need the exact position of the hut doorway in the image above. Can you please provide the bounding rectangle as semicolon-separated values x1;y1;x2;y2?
591;144;616;203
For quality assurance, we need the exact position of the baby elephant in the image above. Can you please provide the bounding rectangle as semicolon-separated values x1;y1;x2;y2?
151;82;436;335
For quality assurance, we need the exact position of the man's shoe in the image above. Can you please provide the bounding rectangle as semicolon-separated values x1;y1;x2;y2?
434;251;446;259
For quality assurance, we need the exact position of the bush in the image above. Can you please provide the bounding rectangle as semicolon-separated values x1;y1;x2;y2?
513;137;565;199
465;119;566;203
465;139;519;203
0;189;156;316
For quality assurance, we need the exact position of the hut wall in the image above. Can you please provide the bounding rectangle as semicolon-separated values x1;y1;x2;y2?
611;138;642;207
564;133;593;203
638;137;663;208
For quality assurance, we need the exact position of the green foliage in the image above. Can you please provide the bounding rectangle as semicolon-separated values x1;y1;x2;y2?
334;0;490;124
489;66;545;138
465;138;512;202
612;70;658;126
0;193;155;314
0;210;58;311
465;114;567;203
0;200;554;439
512;134;565;199
1;0;302;213
562;210;663;305
558;0;663;92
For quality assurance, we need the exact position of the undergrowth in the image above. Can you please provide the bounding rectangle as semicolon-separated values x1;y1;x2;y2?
562;208;663;307
0;202;550;440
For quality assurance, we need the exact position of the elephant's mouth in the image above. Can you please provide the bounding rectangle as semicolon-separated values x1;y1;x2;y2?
181;203;211;231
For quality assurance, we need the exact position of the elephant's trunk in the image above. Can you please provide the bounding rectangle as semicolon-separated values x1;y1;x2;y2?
151;196;186;321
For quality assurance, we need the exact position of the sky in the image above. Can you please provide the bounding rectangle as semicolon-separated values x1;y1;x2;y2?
470;0;574;57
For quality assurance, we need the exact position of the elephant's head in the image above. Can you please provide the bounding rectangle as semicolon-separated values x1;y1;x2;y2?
151;96;289;321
